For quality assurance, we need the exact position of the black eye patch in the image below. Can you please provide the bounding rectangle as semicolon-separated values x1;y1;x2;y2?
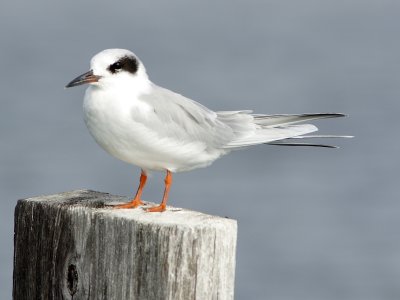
108;56;139;74
108;62;122;74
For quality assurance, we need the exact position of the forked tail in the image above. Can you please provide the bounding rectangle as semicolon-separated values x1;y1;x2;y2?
220;113;352;149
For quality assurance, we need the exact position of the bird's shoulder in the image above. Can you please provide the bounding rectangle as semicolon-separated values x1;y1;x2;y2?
137;84;218;126
133;84;235;147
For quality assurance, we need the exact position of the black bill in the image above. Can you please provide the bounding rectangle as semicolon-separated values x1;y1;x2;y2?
65;70;101;88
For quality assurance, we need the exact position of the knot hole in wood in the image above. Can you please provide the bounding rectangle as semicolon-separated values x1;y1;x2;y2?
67;264;78;296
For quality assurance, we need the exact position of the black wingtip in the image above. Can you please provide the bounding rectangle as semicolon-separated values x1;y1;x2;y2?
332;113;347;118
306;113;347;119
268;142;339;148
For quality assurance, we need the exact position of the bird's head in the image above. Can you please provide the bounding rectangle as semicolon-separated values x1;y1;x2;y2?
65;49;149;89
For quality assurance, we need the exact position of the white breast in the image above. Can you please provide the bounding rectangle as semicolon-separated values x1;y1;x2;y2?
83;85;225;172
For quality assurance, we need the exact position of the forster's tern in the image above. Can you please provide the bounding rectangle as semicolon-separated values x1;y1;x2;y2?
66;48;349;212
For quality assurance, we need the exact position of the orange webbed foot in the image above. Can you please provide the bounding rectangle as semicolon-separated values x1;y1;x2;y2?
146;204;166;212
114;198;145;209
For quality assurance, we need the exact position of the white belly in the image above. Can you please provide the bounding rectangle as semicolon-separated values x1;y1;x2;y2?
83;87;225;172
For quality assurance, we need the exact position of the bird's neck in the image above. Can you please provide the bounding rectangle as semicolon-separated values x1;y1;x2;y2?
92;75;153;99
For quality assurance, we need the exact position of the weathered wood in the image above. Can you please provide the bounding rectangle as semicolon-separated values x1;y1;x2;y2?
13;190;237;300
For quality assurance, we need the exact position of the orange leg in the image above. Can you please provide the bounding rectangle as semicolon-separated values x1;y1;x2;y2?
146;170;172;212
115;170;147;209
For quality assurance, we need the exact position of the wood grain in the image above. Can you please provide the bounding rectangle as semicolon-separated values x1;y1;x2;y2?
13;190;237;300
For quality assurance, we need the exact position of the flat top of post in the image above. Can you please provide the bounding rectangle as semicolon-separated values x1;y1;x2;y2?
22;189;237;229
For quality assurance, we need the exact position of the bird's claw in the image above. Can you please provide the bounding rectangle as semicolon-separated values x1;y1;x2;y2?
113;199;145;209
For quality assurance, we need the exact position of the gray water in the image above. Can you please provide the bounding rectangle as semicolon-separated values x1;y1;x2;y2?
1;1;399;299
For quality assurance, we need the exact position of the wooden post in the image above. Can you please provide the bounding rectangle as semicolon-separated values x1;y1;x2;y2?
13;190;237;300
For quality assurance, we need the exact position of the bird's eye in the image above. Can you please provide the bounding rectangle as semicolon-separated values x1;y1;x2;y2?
113;62;122;69
109;62;122;73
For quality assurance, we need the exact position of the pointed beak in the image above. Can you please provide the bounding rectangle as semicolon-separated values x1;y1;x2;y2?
65;70;101;88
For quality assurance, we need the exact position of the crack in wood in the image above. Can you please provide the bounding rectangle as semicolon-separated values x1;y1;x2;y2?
13;190;237;300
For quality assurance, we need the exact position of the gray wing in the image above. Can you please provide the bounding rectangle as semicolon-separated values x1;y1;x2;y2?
135;85;235;149
136;84;348;150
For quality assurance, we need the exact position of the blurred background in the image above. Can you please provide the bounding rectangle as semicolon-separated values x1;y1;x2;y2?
1;1;399;299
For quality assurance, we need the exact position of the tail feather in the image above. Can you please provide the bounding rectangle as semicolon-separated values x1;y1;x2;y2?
220;112;350;149
288;135;354;139
253;113;346;127
268;134;353;148
224;124;318;148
